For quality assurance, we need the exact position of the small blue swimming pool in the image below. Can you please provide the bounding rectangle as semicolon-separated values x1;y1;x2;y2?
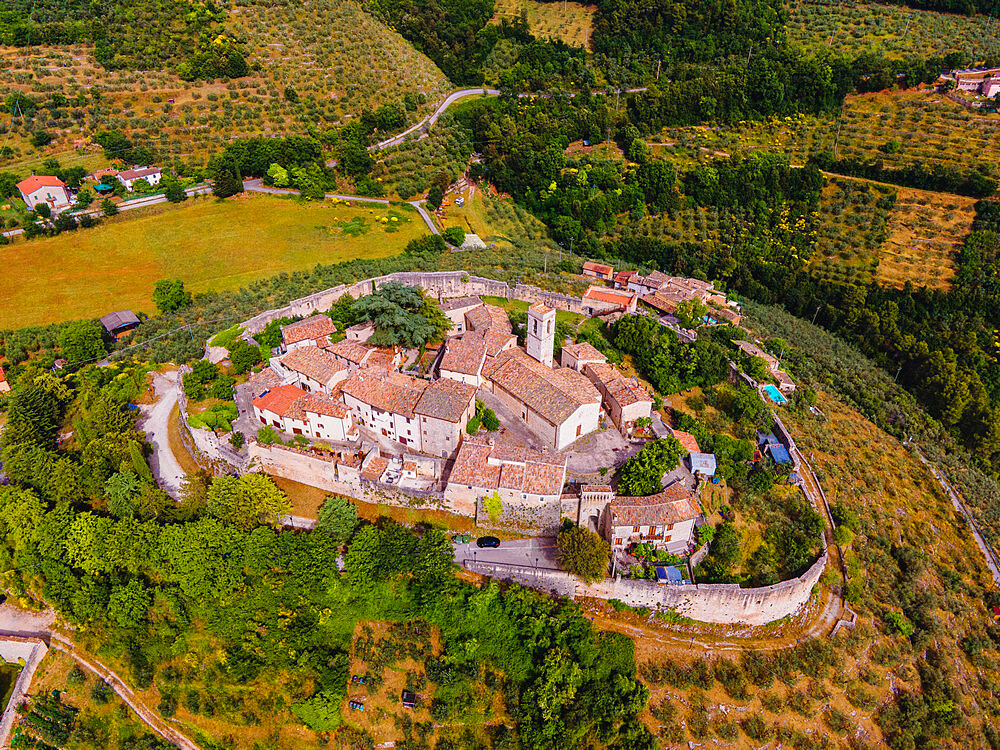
763;384;787;405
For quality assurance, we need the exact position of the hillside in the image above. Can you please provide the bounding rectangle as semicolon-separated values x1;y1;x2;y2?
0;0;449;169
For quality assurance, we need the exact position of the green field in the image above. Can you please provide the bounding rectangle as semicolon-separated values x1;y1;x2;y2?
0;194;426;328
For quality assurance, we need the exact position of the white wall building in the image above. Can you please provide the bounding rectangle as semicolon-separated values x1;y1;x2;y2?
117;166;162;192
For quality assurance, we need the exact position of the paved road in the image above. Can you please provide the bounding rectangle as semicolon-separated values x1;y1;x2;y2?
454;536;559;569
1;184;211;239
242;179;440;235
138;371;187;500
373;87;500;151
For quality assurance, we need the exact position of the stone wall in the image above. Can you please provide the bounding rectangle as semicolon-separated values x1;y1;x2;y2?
236;271;611;338
175;366;248;475
465;548;828;626
0;637;47;749
248;442;453;512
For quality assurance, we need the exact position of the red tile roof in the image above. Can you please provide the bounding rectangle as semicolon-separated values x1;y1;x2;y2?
415;378;476;423
583;286;637;308
440;335;487;376
609;483;701;527
485;350;601;426
253;384;307;417
340;372;427;418
16;175;66;194
562;342;607;363
281;345;347;384
670;429;700;453
448;435;567;497
299;393;350;419
583;261;614;276
247;367;284;397
362;456;389;482
282;314;337;346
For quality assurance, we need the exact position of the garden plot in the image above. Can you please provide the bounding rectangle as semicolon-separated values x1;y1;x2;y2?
491;0;597;48
788;0;1000;60
810;177;895;287
876;187;976;290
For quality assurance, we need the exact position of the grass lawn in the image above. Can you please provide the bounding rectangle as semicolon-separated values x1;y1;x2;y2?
491;0;596;48
0;193;426;328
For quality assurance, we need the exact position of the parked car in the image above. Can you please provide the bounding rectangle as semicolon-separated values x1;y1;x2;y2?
476;536;500;548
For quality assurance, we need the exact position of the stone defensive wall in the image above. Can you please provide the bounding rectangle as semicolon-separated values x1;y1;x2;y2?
238;271;614;336
469;548;828;626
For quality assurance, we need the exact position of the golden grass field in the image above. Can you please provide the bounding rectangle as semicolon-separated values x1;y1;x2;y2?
491;0;596;48
0;194;426;328
877;186;977;290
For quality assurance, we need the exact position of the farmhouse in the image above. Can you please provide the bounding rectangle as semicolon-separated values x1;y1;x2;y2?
582;260;614;281
17;176;71;213
281;314;337;352
483;348;601;450
117;166;162;192
99;310;140;339
444;434;568;514
252;384;359;443
604;483;703;555
582;362;653;437
278;345;349;394
941;67;1000;98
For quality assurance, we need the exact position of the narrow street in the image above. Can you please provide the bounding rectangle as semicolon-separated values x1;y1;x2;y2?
138;371;188;500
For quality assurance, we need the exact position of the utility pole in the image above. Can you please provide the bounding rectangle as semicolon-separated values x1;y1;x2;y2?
656;57;661;80
894;365;903;382
811;305;821;324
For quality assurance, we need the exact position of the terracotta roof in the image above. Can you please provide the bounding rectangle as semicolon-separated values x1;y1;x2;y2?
609;483;701;527
583;286;637;308
282;314;337;346
615;270;638;285
465;304;512;334
583;261;614;275
325;338;374;366
439;296;482;312
415;378;475;423
247;367;284;397
440;335;487;376
448;434;566;497
299;393;350;419
118;166;161;181
582;484;613;493
482;331;516;358
0;367;6;384
363;348;400;372
16;175;66;194
670;429;700;453
584;363;652;408
485;350;601;426
281;345;347;384
529;302;554;315
562;342;607;363
253;384;308;417
340;372;427;418
362;456;389;482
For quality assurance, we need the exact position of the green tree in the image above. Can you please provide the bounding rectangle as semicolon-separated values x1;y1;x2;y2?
58;320;107;363
101;198;118;217
211;155;244;198
152;279;191;314
266;162;290;187
105;471;143;519
618;438;685;496
426;184;443;209
442;226;465;246
206;473;290;530
107;578;151;629
163;179;187;203
229;339;262;374
315;495;358;542
556;523;610;583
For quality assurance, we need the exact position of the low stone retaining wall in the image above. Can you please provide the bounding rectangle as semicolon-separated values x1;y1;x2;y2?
466;548;827;626
0;637;47;749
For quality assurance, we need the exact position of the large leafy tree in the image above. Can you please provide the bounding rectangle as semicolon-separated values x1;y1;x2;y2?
556;523;610;583
58;319;107;363
206;473;290;530
152;278;191;314
617;437;685;496
315;495;358;543
352;281;451;347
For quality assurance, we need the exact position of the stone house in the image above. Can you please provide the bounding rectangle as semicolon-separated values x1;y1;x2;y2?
604;483;703;555
116;166;162;191
582;362;653;437
560;342;608;372
438;296;483;334
582;261;614;281
443;434;568;516
17;175;71;213
278;345;349;394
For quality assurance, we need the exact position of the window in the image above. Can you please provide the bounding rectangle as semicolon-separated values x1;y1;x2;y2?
632;525;640;533
533;320;538;335
292;428;302;435
576;424;582;437
615;538;623;546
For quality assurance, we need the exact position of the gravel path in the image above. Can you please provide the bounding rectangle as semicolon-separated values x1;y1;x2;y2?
138;371;188;500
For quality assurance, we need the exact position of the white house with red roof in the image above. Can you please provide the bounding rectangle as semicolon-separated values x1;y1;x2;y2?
252;383;358;443
17;176;71;213
116;166;162;192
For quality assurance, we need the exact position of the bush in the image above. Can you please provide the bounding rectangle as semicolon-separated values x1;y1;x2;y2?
442;226;465;246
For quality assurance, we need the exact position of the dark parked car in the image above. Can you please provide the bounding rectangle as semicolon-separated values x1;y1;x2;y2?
476;536;500;548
